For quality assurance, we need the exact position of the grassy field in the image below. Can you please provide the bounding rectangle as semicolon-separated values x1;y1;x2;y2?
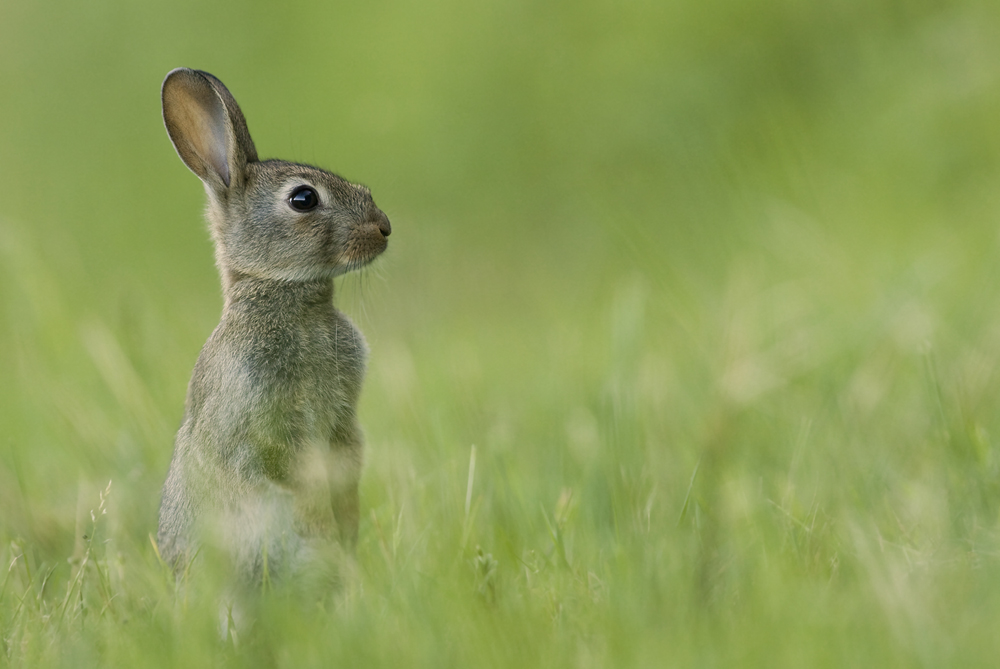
4;0;1000;665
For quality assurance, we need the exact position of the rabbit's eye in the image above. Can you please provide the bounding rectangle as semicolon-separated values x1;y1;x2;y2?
289;186;319;212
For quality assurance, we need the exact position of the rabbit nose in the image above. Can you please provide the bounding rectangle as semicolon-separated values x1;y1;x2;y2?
375;211;391;238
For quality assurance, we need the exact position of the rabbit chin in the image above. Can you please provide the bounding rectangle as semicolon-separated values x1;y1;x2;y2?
249;256;380;282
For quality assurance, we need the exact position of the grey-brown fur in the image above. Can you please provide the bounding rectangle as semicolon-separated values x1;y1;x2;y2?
157;68;389;584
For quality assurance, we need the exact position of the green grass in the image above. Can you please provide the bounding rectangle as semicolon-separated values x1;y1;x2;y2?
5;0;1000;665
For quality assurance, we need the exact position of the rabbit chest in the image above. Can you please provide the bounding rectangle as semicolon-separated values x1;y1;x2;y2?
184;279;367;489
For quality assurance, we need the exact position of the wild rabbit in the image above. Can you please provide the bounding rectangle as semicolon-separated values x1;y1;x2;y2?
156;68;390;586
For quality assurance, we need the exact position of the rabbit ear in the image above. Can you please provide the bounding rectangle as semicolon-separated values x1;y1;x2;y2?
161;68;258;191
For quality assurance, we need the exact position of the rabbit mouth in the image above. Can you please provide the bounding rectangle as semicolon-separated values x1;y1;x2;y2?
339;220;389;271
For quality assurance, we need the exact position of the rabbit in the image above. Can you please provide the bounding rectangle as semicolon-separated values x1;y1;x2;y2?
156;68;390;587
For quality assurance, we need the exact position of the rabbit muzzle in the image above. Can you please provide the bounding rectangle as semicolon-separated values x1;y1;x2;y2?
342;209;390;268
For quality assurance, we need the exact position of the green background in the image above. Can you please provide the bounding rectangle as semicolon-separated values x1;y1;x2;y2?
4;0;1000;665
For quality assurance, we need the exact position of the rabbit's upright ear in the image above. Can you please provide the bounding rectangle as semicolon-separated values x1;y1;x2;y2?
161;68;258;192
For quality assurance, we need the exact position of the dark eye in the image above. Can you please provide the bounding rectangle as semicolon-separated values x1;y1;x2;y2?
289;186;319;212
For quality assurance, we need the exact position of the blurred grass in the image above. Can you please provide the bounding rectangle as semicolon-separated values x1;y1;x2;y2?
5;0;1000;666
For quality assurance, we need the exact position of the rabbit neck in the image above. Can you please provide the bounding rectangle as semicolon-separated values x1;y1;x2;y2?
221;271;334;313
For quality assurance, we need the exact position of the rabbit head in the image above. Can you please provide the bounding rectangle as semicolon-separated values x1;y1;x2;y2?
161;68;390;283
